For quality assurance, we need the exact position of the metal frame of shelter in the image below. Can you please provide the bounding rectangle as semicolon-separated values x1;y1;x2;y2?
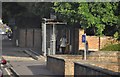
42;18;67;56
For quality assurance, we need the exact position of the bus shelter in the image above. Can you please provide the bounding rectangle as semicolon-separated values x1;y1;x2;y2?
42;18;67;56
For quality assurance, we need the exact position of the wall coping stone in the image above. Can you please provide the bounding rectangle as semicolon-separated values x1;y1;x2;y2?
47;55;83;62
74;62;119;76
47;55;65;62
89;51;120;56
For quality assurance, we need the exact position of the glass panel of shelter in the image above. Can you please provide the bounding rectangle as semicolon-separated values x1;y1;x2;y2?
42;18;71;56
46;24;70;55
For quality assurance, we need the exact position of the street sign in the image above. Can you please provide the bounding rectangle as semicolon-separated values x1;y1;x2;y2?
82;34;86;43
82;34;87;60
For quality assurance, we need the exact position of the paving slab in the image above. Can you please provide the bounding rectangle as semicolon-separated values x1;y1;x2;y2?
10;61;55;75
2;40;56;76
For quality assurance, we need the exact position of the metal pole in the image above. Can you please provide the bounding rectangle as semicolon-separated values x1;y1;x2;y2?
42;18;47;56
52;24;56;55
84;33;87;60
44;21;46;56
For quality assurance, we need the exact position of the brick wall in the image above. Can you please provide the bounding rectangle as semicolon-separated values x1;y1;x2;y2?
74;62;119;76
79;29;119;51
47;52;119;75
88;51;118;62
47;56;65;75
79;29;99;51
47;55;82;76
118;52;120;72
86;51;120;72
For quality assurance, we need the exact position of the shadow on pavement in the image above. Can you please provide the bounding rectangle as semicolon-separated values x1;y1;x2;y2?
2;39;30;57
27;65;58;77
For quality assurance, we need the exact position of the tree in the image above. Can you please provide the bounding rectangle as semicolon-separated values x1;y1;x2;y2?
2;2;27;17
17;2;53;18
53;2;118;36
2;2;27;23
2;2;54;28
53;2;80;25
2;2;53;22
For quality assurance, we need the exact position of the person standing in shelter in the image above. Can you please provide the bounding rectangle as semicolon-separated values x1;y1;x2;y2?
60;35;67;54
0;18;3;24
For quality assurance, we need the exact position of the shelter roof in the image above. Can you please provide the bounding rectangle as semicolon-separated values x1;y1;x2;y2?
42;18;67;25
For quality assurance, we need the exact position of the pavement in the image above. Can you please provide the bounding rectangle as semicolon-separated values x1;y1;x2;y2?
2;39;56;77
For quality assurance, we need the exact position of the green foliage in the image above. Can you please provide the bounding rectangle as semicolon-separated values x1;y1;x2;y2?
53;2;80;24
118;15;120;38
114;31;119;40
100;43;120;51
2;2;119;36
53;2;119;36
